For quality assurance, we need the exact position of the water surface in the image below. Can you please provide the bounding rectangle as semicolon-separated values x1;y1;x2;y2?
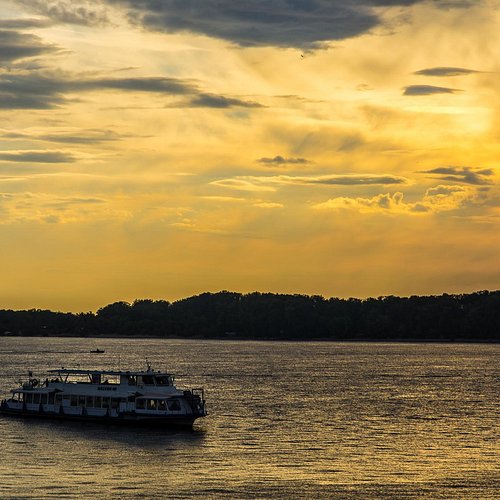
0;338;498;498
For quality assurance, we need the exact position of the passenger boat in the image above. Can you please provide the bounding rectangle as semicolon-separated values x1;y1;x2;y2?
0;365;207;428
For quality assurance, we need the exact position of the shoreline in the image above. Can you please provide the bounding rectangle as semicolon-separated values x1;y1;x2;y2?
1;334;498;344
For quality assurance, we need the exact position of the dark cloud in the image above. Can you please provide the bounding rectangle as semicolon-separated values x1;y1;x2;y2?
15;0;109;27
306;174;406;185
186;93;263;108
414;66;479;77
258;155;311;165
39;131;120;144
100;0;475;49
0;30;58;63
419;167;495;185
403;85;461;96
2;129;120;144
0;73;261;109
0;73;68;109
77;76;197;94
410;203;430;212
0;18;53;29
96;0;414;49
212;173;408;191
0;150;75;163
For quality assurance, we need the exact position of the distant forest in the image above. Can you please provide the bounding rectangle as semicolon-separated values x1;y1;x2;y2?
0;291;499;342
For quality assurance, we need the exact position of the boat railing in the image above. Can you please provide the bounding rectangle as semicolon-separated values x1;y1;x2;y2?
183;388;206;414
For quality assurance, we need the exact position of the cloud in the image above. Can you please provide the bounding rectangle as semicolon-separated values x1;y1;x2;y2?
106;0;378;49
304;175;406;186
414;66;480;77
77;76;197;94
419;166;495;185
314;192;406;212
258;155;311;165
211;173;407;191
0;30;58;63
422;184;475;210
253;202;284;209
313;185;477;214
0;72;262;109
185;93;263;109
15;0;109;27
45;196;107;208
0;150;75;163
210;178;276;192
99;0;477;50
403;85;461;96
1;129;121;144
0;19;54;29
0;191;109;225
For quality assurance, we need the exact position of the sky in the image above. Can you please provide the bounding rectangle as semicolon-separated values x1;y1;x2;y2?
1;0;499;312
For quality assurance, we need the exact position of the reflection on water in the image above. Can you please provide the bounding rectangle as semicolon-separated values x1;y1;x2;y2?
15;418;206;448
0;338;498;498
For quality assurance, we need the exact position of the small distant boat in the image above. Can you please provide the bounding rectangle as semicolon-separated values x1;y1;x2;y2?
90;349;105;354
0;364;207;428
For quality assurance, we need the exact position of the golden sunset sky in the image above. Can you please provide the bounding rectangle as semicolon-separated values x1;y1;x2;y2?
1;0;499;311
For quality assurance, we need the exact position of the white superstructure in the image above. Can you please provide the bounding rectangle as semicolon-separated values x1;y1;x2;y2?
1;365;207;427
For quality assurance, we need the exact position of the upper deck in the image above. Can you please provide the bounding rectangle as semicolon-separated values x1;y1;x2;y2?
46;368;176;388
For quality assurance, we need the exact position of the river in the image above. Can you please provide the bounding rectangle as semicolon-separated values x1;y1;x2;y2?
0;338;498;498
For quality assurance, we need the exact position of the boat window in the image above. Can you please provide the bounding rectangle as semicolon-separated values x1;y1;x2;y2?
168;399;181;411
136;399;145;410
102;398;110;409
147;399;157;410
26;393;33;404
94;396;102;407
70;395;77;406
111;398;119;409
34;393;41;404
142;375;155;385
155;376;169;386
78;395;85;407
158;399;167;410
127;376;136;386
127;395;136;402
86;396;94;408
48;393;55;404
41;394;48;404
55;394;62;404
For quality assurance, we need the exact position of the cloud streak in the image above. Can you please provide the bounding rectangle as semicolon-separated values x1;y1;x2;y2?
403;85;461;96
419;166;495;185
258;155;311;166
0;30;58;63
211;173;407;191
0;73;262;109
414;66;480;77
0;150;76;163
1;129;121;144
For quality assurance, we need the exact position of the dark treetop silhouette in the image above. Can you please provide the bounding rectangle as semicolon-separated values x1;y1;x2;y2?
0;291;499;342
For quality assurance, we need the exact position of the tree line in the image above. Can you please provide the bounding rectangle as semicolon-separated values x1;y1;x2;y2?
0;290;499;341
